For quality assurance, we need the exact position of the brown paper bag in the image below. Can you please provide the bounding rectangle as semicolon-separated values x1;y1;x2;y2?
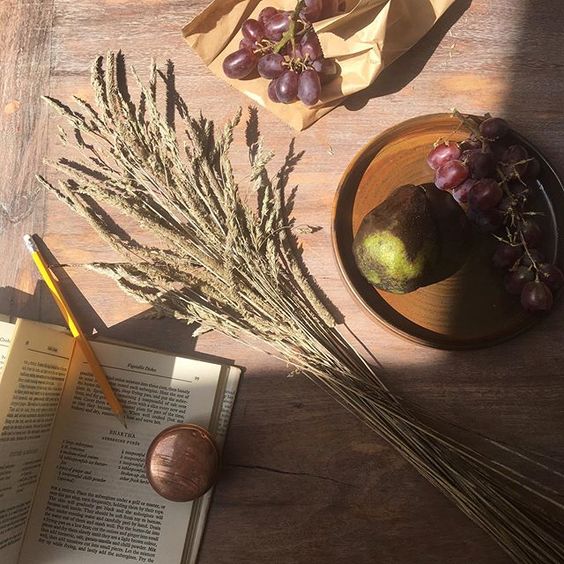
183;0;455;130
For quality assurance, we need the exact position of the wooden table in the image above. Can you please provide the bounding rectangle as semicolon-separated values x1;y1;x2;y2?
2;1;563;562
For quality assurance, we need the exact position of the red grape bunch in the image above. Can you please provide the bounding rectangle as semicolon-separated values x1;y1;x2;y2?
427;110;563;313
222;0;338;107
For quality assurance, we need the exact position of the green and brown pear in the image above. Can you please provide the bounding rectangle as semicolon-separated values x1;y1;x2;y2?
352;184;470;294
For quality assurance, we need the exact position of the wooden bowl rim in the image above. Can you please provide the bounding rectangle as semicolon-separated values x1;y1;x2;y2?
331;112;563;350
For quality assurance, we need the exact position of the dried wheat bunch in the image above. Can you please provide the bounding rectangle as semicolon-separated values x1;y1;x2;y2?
38;53;564;563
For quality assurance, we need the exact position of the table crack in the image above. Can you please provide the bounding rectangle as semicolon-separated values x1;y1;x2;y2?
226;463;356;488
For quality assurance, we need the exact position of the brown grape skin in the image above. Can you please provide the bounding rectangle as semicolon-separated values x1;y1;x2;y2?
492;243;522;269
223;49;257;79
267;79;280;103
300;31;323;61
275;70;299;103
467;179;503;211
258;6;277;25
504;267;534;295
242;19;265;43
468;208;504;233
521;281;553;312
538;263;564;291
297;69;321;106
434;160;469;190
452;178;476;204
239;37;255;51
462;148;496;179
427;142;461;170
479;117;509;140
301;0;323;22
520;220;542;247
257;53;284;79
264;11;290;41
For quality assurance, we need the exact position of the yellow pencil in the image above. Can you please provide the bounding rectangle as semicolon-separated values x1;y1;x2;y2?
23;234;127;428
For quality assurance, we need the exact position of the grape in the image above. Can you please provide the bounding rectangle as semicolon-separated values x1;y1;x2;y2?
312;57;337;76
242;19;265;43
468;178;503;210
538;263;564;292
492;243;522;269
239;37;255;51
223;49;257;79
490;140;508;161
300;31;323;61
301;0;323;22
258;6;278;25
427;142;461;170
267;79;280;103
290;44;304;59
264;11;290;41
521;249;544;268
521;281;553;312
504;266;534;295
435;160;469;190
321;0;341;19
462;148;496;179
257;53;285;79
502;145;529;178
297;69;321;106
452;178;476;204
479;117;509;140
275;70;299;103
468;208;504;233
520;219;542;246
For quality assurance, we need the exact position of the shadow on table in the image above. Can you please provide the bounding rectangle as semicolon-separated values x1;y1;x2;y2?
0;282;236;368
502;3;564;147
0;285;46;322
343;0;472;112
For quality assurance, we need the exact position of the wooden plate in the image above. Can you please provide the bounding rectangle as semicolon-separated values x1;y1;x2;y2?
332;113;564;349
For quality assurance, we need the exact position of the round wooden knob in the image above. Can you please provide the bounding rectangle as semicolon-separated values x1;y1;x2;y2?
145;424;219;502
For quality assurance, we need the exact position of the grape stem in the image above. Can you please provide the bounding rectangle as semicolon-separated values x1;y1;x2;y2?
451;108;482;139
496;163;539;274
273;1;306;54
496;166;513;198
520;230;541;279
451;110;543;278
283;55;310;73
253;39;276;56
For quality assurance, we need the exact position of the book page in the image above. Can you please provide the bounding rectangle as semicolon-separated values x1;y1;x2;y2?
0;320;14;372
19;340;224;564
0;320;75;564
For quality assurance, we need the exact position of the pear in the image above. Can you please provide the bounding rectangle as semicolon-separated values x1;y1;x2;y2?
352;183;470;294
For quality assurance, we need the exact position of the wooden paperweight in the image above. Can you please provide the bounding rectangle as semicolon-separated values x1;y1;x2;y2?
145;424;219;502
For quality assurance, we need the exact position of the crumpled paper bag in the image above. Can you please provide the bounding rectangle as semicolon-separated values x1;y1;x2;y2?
183;0;455;130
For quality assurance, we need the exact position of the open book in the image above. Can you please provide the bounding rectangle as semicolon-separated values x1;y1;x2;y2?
0;316;240;564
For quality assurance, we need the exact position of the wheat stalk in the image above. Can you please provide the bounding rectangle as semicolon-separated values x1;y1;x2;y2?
38;53;564;563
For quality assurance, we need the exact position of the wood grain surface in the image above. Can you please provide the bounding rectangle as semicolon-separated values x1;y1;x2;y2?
1;1;564;563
